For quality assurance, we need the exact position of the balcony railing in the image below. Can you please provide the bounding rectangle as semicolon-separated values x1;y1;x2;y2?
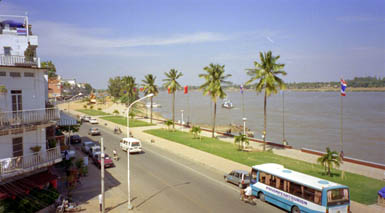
0;108;60;129
0;147;62;180
0;55;40;67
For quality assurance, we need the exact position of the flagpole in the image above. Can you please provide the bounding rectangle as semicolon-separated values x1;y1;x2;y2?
340;92;343;152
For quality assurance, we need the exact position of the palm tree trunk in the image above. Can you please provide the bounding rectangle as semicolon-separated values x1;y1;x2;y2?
263;90;267;151
150;96;153;124
172;91;175;129
212;100;217;138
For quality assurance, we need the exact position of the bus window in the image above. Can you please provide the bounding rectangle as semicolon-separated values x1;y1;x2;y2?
259;172;266;184
251;169;257;183
289;181;302;197
270;175;277;187
314;190;322;205
327;188;349;206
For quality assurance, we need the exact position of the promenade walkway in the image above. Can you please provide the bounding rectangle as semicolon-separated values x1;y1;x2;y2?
62;106;385;212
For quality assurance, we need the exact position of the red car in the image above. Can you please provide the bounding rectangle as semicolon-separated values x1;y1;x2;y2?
93;153;114;168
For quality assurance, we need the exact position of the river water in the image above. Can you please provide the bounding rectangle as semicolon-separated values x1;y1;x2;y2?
151;90;385;164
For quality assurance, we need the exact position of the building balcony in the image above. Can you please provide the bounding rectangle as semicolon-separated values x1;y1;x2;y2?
0;147;62;181
0;108;59;130
0;55;40;68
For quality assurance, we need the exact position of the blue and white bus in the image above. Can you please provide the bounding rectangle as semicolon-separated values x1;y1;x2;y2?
250;163;350;213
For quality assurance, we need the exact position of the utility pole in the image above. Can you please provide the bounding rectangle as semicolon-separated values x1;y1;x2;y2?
101;138;105;213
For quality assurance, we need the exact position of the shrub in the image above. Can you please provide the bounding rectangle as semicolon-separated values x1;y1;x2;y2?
90;105;94;109
83;105;87;109
98;107;102;111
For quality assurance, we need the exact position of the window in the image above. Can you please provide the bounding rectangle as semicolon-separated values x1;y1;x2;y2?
251;169;257;183
327;188;349;206
10;72;21;77
0;72;5;76
259;172;266;184
289;181;302;197
24;72;34;77
12;137;23;157
234;172;239;178
4;47;11;56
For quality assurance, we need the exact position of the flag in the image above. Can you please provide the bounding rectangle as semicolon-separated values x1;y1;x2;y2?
340;79;347;96
133;87;137;92
184;86;188;94
168;87;171;94
140;87;144;92
240;84;244;94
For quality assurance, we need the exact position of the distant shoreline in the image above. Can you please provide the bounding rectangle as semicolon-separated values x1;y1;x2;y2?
214;87;385;92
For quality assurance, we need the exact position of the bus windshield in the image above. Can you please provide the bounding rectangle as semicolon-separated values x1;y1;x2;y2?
327;188;349;206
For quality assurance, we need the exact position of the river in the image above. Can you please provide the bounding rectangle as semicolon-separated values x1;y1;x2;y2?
150;90;385;164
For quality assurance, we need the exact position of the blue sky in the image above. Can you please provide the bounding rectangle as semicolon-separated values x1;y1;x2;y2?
1;0;384;88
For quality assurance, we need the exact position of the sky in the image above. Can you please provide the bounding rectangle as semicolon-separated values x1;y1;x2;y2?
1;0;384;88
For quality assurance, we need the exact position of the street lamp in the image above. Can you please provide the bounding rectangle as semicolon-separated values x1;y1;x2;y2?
126;93;154;210
242;117;247;136
181;110;184;131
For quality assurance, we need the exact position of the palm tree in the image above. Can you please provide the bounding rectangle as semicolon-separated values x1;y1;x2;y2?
234;134;249;150
317;147;342;176
163;69;183;129
164;119;174;131
142;74;159;124
190;125;202;139
121;76;138;105
199;64;231;138
245;51;287;151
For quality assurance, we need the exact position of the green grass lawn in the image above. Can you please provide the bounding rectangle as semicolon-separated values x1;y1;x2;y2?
76;109;110;116
101;115;153;127
144;128;383;205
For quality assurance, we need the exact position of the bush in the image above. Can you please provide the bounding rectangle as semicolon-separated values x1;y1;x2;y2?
90;105;94;109
83;105;87;109
48;139;57;148
98;107;102;111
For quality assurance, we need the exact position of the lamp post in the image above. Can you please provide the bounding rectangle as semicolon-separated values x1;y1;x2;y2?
181;110;184;131
262;130;266;148
242;117;247;136
126;93;154;210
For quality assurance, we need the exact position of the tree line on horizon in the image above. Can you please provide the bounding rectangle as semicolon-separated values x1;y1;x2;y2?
106;50;287;151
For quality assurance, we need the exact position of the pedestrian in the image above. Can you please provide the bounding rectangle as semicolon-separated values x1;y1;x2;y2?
113;150;118;161
99;194;102;212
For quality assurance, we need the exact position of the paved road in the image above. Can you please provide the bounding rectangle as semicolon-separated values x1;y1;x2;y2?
70;121;283;213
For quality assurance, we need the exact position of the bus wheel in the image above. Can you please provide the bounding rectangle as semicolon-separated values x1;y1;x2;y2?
291;206;300;213
258;192;265;202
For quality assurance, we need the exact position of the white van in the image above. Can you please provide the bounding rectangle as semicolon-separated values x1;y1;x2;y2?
120;138;142;153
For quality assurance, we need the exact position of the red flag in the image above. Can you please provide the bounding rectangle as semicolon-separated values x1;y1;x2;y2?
140;87;144;92
168;87;171;94
133;87;137;92
184;85;188;94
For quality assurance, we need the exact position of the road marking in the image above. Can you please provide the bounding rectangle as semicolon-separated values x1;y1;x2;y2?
144;148;240;194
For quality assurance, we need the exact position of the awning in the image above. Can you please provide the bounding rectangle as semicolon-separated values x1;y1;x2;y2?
0;170;57;200
58;111;78;126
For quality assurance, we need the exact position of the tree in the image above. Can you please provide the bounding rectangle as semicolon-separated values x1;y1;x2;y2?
121;76;138;105
107;76;123;98
142;74;159;124
234;134;249;150
164;119;174;131
199;64;231;138
317;147;342;176
245;51;286;151
41;61;57;78
113;109;119;116
190;125;202;139
84;83;93;95
163;69;183;129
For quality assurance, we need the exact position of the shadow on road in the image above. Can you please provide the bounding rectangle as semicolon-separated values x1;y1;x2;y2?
135;181;191;208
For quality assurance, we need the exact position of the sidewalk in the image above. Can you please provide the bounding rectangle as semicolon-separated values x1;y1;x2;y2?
63;106;385;212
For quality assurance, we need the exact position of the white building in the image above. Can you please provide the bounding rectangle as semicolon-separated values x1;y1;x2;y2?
0;15;61;187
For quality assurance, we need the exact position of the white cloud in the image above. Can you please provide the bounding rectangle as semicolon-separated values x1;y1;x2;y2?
32;21;229;57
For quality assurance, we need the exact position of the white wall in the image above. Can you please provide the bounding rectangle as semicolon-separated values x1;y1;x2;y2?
0;33;38;56
0;67;46;112
0;128;47;159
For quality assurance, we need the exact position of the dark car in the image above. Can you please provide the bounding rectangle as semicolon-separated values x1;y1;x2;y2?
224;170;250;188
69;135;81;144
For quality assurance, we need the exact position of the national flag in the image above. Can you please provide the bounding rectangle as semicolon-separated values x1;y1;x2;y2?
340;79;347;96
184;86;188;94
16;28;27;35
240;84;244;94
133;87;137;92
140;87;144;92
167;87;171;94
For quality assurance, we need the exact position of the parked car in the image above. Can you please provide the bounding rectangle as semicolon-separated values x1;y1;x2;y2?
89;118;98;124
93;153;114;168
224;170;250;188
61;150;76;160
120;138;142;153
82;116;90;122
88;127;101;136
69;135;81;144
89;145;101;157
81;141;95;154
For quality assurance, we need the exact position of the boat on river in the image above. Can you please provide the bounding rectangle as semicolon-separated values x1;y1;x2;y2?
222;98;234;109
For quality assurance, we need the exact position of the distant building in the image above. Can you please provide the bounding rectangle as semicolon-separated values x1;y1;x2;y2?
0;15;61;201
48;77;62;98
